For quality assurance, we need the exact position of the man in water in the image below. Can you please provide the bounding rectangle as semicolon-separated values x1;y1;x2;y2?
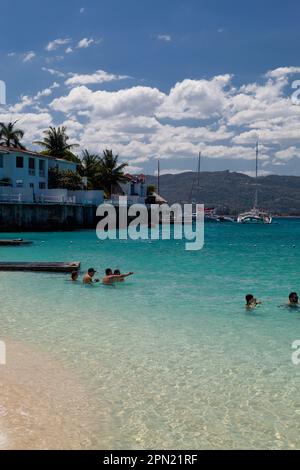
245;294;262;309
70;270;79;282
102;268;134;285
289;292;299;307
83;268;100;284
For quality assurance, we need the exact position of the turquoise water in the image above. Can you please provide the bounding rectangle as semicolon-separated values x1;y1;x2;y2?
1;220;300;449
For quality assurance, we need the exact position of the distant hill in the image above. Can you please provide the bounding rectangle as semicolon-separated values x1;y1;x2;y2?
146;171;300;215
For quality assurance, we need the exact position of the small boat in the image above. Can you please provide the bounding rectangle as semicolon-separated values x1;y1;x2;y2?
237;141;272;225
0;238;33;246
237;208;272;224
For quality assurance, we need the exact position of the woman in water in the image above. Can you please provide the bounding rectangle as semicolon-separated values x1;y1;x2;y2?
245;294;262;309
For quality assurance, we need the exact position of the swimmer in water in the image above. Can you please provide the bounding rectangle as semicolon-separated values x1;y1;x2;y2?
83;268;100;284
245;294;262;309
113;269;124;282
288;292;299;307
70;270;79;282
102;268;134;285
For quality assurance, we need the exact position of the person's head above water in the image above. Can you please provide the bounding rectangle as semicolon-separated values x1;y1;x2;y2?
114;269;121;275
88;268;97;277
246;294;254;306
289;292;299;304
71;270;78;281
105;268;113;276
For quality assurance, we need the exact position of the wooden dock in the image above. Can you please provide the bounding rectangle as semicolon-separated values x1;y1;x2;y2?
0;239;33;246
0;262;80;273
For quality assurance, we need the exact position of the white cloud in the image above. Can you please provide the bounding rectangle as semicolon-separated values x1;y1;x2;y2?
158;75;232;120
50;85;165;117
80;7;85;13
157;34;171;42
4;66;300;174
42;67;66;78
65;47;73;54
65;69;130;86
22;51;36;63
266;66;300;79
46;38;71;51
275;146;300;161
77;38;94;48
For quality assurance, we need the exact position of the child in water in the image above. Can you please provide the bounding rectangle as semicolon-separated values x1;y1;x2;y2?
245;294;262;309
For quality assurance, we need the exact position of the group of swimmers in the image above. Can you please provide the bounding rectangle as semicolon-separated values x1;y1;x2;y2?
70;267;134;285
246;292;299;309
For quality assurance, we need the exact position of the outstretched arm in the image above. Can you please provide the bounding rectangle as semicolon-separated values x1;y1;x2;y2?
115;272;134;280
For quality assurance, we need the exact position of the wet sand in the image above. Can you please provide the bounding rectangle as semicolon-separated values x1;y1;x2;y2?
0;337;100;449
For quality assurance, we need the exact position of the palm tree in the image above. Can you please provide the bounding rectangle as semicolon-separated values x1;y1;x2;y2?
34;126;80;163
0;121;26;149
98;149;128;196
79;149;101;188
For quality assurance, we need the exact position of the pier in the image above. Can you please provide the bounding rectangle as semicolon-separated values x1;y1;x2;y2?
0;262;80;272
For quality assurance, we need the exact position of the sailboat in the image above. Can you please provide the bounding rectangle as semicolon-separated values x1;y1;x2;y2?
237;142;272;224
191;153;234;223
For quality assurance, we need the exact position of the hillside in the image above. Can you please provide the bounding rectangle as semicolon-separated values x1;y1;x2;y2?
146;171;300;215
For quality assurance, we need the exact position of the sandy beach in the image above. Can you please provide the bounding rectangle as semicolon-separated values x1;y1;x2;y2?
0;337;100;450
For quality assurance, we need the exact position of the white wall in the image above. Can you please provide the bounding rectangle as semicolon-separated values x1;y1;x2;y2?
68;190;104;205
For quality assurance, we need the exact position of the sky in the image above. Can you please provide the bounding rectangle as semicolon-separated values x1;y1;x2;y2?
1;0;300;175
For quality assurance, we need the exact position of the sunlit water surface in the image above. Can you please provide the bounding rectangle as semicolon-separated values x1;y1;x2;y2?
1;219;300;449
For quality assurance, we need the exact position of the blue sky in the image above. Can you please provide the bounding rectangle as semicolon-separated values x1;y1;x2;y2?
1;0;300;175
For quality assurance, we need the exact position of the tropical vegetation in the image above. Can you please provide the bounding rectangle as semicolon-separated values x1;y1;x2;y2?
0;122;130;194
0;121;26;149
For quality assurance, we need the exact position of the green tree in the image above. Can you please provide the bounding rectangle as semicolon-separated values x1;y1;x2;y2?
147;184;156;195
98;149;128;196
34;126;80;163
79;149;102;189
48;167;83;190
0;121;26;149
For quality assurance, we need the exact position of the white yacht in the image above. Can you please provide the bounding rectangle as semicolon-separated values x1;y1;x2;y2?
237;142;272;225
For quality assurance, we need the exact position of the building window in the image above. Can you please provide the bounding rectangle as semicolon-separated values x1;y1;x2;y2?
39;159;45;177
16;180;23;188
39;182;46;189
29;183;34;189
0;155;3;168
16;156;24;168
28;158;35;175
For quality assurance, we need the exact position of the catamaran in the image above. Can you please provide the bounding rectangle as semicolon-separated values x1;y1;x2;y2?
237;142;272;224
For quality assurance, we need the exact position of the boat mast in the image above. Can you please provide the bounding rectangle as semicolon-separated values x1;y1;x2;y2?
197;152;202;198
157;159;160;195
254;141;259;208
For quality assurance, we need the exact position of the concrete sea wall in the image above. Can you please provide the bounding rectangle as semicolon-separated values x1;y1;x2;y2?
0;203;98;231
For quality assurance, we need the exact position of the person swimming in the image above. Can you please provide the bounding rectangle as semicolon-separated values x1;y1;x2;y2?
113;269;124;282
83;268;100;284
102;268;134;285
70;270;79;282
245;294;262;309
288;292;299;307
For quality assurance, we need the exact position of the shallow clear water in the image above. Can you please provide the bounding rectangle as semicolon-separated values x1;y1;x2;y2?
1;220;300;449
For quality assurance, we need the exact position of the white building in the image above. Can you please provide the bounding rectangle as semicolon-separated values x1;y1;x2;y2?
0;146;103;205
111;174;146;205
